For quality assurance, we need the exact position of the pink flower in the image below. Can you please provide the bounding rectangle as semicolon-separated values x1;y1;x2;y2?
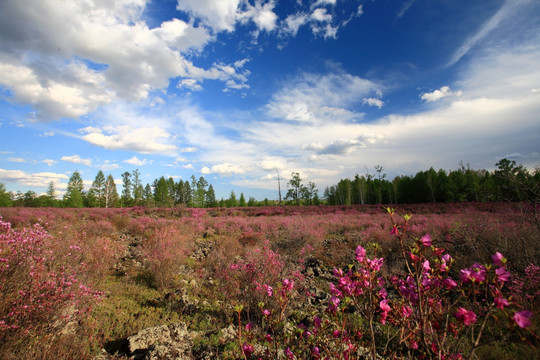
262;309;271;317
494;296;509;310
242;342;254;356
314;315;321;328
328;296;340;313
379;299;391;324
461;263;486;283
513;310;533;328
333;268;344;277
355;246;366;262
454;307;477;326
420;234;432;247
380;299;391;312
368;257;384;271
492;252;506;267
409;252;420;264
312;346;320;358
443;278;458;289
282;278;294;294
401;306;412;318
285;347;294;359
495;267;510;282
422;260;431;272
390;225;399;236
263;284;273;297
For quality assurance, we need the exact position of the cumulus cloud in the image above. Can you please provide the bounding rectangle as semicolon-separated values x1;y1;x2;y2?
363;98;384;109
302;139;365;155
257;157;287;171
177;0;241;32
267;70;381;124
237;37;540;189
311;8;332;22
0;169;68;188
61;154;93;166
0;0;251;120
246;0;278;32
202;162;246;176
313;0;336;7
420;86;462;102
80;125;178;154
0;60;113;120
178;79;203;92
124;156;152;166
281;13;309;36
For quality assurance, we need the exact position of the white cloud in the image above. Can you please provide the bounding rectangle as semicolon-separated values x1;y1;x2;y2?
8;157;26;163
397;0;415;18
257;157;287;171
61;154;93;166
203;162;245;176
249;1;278;32
234;37;540;189
282;13;309;36
447;0;535;66
311;8;332;22
177;0;241;32
80;125;178;154
420;86;462;102
313;0;336;7
0;0;248;120
302;139;365;155
357;5;364;17
0;61;113;120
363;98;384;109
124;156;152;166
178;79;203;92
181;147;198;153
266;71;381;124
42;159;57;166
0;169;69;188
99;161;120;172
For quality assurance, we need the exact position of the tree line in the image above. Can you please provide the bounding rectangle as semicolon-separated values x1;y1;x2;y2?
0;158;538;208
324;159;539;206
0;170;270;208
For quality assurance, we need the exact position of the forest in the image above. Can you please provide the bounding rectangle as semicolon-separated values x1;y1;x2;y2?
0;158;538;208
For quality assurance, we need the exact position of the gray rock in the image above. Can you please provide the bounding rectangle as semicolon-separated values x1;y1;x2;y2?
127;322;193;360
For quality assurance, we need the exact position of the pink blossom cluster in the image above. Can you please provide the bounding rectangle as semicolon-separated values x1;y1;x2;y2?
0;217;101;337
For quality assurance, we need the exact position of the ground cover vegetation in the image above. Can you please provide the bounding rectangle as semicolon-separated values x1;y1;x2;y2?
0;201;538;359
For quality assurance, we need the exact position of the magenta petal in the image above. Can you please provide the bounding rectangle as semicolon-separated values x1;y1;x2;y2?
514;310;533;328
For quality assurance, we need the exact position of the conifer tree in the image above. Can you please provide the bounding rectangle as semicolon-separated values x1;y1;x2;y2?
64;171;84;208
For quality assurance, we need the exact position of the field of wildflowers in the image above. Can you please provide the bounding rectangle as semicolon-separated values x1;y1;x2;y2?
0;203;537;359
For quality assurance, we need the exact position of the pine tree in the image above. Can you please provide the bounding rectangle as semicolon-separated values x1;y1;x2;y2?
121;171;132;207
64;171;84;208
104;174;119;208
239;192;246;207
205;184;217;207
89;170;106;207
132;169;143;205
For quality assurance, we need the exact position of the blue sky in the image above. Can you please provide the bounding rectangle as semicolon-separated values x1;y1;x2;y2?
0;0;539;201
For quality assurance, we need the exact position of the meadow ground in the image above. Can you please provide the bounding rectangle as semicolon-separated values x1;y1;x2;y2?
0;203;538;359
